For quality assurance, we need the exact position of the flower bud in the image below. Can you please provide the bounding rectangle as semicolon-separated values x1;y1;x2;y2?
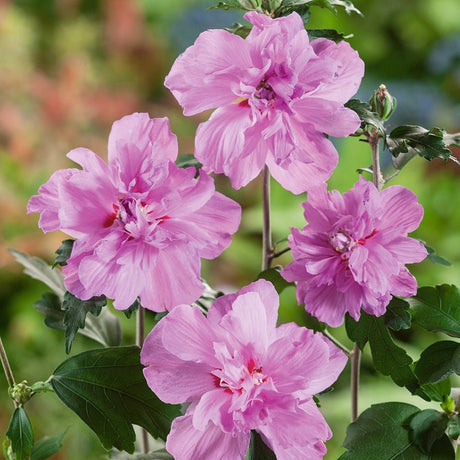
8;381;33;405
369;84;397;120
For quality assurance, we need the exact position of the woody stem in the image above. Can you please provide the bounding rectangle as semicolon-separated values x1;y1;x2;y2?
262;165;273;271
0;336;19;408
136;308;149;453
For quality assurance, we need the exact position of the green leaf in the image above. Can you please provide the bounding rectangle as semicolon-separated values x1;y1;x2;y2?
386;125;455;163
256;267;294;295
246;431;276;460
424;244;451;266
409;285;460;338
62;291;107;353
225;22;252;38
6;408;34;460
304;0;362;15
193;280;224;313
53;239;74;267
124;299;140;319
383;297;412;331
306;28;347;42
339;402;421;459
344;99;385;134
345;313;419;392
9;249;65;298
34;292;64;330
417;379;451;403
409;409;449;454
31;430;67;460
51;346;180;453
414;341;460;384
174;154;202;171
447;414;459;440
34;292;122;349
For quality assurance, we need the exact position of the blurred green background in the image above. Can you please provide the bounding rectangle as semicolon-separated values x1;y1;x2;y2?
0;0;459;458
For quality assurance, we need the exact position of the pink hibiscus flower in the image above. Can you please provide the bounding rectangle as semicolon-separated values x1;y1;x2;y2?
165;11;364;194
282;177;428;327
28;113;241;311
141;279;347;459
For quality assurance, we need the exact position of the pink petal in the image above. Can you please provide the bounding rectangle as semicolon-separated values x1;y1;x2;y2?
192;388;233;432
141;319;216;404
139;248;204;312
389;267;418;297
195;103;265;189
160;305;220;365
380;185;425;233
292;97;361;137
165;30;251;116
166;414;249;460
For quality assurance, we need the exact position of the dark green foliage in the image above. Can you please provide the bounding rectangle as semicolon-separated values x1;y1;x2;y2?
344;99;385;134
409;285;460;337
383;297;412;331
53;239;75;267
31;430;66;460
51;346;181;453
339;403;455;459
6;408;34;460
414;341;460;384
123;299;140;319
409;410;449;454
387;125;459;163
62;291;107;353
306;28;347;42
256;267;294;295
424;244;451;266
247;431;276;460
34;292;64;330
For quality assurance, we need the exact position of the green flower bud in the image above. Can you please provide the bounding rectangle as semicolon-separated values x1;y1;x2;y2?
370;84;397;121
8;381;33;405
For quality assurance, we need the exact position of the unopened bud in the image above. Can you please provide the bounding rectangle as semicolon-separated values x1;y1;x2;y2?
8;381;33;405
370;84;397;121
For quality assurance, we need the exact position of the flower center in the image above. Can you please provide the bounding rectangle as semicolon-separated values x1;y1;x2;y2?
117;197;138;224
329;230;355;253
254;79;276;102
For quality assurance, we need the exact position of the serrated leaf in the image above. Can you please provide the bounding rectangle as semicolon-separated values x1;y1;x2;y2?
51;346;181;454
344;99;385;134
339;402;421;459
6;408;34;460
346;313;419;392
386;125;453;162
34;292;64;330
246;431;276;460
306;28;347;42
256;267;294;295
53;239;74;267
409;285;460;338
31;430;67;460
62;291;107;353
383;297;411;331
414;341;460;384
34;292;122;349
9;249;65;298
417;379;451;403
124;299;140;319
409;409;449;454
209;0;248;11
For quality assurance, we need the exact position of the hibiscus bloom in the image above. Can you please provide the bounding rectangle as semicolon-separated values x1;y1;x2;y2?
165;11;364;194
141;279;347;459
28;113;241;311
282;177;428;327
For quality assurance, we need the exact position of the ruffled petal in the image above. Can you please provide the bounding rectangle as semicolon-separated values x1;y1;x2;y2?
166;414;249;460
165;29;251;116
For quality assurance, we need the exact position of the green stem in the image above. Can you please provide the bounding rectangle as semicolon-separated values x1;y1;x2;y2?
136;308;149;454
0;336;19;408
322;330;351;356
262;165;273;271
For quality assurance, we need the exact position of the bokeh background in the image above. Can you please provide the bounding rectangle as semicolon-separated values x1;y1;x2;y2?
1;0;459;458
